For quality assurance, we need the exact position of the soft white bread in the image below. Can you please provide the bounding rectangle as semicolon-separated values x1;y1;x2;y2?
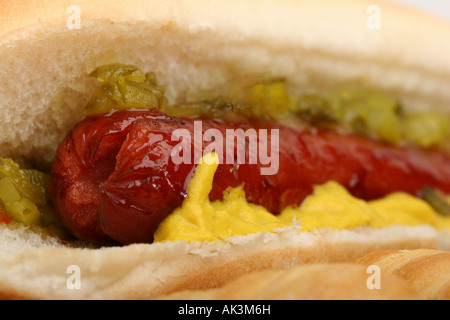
0;0;449;166
0;0;449;300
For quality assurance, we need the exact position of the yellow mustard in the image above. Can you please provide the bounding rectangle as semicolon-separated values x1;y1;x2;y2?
153;153;450;242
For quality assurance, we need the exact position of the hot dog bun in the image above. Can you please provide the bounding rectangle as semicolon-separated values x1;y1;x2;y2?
156;248;449;300
0;0;449;299
0;224;438;299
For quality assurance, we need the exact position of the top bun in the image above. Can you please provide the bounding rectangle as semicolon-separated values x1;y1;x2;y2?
0;0;449;300
0;0;449;167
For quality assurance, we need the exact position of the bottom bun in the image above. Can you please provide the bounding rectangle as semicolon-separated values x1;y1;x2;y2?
157;248;450;300
0;224;439;299
155;263;420;300
353;249;450;300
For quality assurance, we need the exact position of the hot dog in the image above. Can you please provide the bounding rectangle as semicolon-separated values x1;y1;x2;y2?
50;108;450;245
0;0;449;300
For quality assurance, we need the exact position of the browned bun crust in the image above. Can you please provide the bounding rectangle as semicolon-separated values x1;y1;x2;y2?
0;0;449;300
156;248;450;300
353;249;450;300
156;263;421;300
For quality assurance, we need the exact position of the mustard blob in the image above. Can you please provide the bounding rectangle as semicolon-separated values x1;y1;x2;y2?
154;153;450;242
153;153;288;242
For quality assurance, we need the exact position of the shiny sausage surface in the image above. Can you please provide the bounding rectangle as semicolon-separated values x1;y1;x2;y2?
49;109;450;244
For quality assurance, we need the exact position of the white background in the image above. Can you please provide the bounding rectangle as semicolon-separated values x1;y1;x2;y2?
392;0;450;21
